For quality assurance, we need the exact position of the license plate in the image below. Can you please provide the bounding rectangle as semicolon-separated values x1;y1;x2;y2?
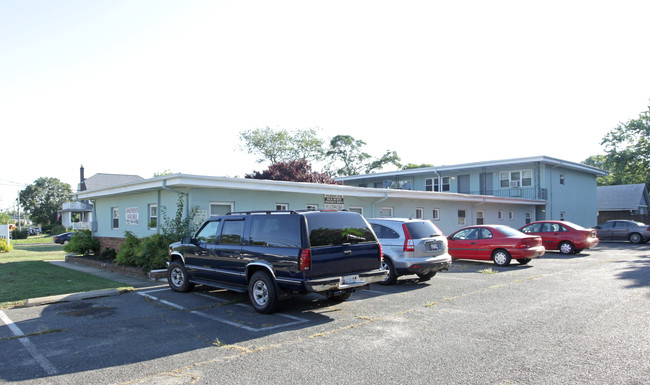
340;275;360;287
428;242;440;251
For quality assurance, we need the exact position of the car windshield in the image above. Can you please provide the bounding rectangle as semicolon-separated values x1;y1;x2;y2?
404;221;443;238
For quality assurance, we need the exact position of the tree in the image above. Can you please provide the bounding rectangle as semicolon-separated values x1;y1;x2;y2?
583;103;650;187
240;127;325;164
246;159;339;184
325;135;402;176
402;163;434;170
19;177;72;226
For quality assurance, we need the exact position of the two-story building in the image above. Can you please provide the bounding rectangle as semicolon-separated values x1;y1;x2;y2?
73;156;605;251
337;156;608;227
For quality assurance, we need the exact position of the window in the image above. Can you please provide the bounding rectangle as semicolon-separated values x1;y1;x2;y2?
498;211;504;221
433;177;450;192
500;170;533;188
416;208;424;219
379;207;393;217
560;173;565;185
220;220;245;245
111;207;119;229
508;211;514;221
451;227;477;240
425;178;433;191
525;212;532;224
371;224;400;239
210;202;233;216
196;220;221;243
249;215;301;247
479;228;493;239
458;210;466;226
276;203;288;211
349;206;364;215
560;211;565;220
432;209;440;221
149;204;158;230
306;204;318;211
476;210;484;225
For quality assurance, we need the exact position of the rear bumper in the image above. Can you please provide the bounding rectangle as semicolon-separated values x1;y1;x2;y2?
302;269;388;292
576;238;599;249
393;254;452;275
512;245;545;259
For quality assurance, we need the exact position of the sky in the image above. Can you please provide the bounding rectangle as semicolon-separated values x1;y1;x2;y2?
2;0;650;211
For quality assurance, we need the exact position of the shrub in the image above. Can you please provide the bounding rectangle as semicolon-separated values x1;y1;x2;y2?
100;247;117;260
115;231;143;266
44;224;66;235
137;234;170;272
0;239;12;253
11;229;29;240
64;230;100;255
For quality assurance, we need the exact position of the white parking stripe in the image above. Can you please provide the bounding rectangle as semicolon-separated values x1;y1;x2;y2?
138;289;308;332
0;310;58;376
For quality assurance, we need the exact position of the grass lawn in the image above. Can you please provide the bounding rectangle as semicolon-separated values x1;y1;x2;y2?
11;234;55;245
0;244;132;309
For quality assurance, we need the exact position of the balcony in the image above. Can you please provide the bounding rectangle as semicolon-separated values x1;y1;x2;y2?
61;202;93;212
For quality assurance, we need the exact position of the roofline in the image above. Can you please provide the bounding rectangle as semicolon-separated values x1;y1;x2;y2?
75;173;544;206
336;155;609;181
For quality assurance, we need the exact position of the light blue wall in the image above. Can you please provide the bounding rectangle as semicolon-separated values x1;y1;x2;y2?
91;187;538;239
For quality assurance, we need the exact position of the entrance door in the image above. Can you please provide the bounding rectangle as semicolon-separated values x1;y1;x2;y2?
458;174;470;194
479;173;493;195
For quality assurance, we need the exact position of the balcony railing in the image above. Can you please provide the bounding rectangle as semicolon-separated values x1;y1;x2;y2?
62;202;93;212
468;188;548;200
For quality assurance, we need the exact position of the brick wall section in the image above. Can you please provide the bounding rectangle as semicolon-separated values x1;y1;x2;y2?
98;236;126;252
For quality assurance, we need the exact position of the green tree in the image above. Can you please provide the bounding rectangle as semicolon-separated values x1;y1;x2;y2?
240;127;324;164
0;212;11;225
19;177;72;226
402;163;434;170
583;103;650;187
326;135;402;176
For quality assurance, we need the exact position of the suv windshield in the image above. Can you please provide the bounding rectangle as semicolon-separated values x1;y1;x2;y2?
404;221;443;238
305;212;376;247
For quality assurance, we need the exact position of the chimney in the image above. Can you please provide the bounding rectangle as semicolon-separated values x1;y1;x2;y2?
79;165;87;191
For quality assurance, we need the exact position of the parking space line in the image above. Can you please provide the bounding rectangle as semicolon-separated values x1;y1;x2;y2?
138;289;309;332
0;310;58;376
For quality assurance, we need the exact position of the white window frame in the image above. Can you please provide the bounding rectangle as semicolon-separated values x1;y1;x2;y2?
276;203;289;211
379;207;393;218
500;170;533;188
433;177;451;192
306;204;318;211
476;210;485;225
425;178;433;191
525;212;532;224
458;210;466;226
349;206;364;215
498;210;504;221
210;202;234;216
432;209;440;221
560;173;565;185
111;207;119;229
148;204;158;230
415;207;424;219
508;211;515;221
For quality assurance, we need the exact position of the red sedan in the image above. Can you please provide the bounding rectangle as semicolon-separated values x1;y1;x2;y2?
447;225;545;266
519;220;598;255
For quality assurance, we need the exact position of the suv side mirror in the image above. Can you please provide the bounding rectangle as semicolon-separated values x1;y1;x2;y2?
181;236;193;245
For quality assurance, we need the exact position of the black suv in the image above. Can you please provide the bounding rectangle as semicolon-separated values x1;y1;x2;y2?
167;210;387;313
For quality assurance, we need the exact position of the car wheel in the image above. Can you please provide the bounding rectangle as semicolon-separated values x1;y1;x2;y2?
168;261;194;292
559;241;575;255
379;258;398;285
492;249;511;266
629;233;642;244
325;291;352;303
248;271;278;314
63;240;69;245
517;258;532;265
417;271;437;281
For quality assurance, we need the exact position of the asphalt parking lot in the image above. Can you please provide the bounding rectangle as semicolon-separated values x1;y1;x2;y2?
1;243;648;384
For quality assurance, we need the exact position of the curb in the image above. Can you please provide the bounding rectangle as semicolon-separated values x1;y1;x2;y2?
23;288;121;307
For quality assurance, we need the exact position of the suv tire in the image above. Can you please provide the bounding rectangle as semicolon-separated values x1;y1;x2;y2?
248;271;278;314
168;261;194;292
379;258;398;285
417;271;436;281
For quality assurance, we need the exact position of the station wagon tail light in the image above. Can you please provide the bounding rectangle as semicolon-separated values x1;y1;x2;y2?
379;243;384;263
402;224;415;252
299;249;311;271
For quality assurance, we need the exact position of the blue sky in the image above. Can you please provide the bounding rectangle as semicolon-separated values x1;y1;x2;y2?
2;0;650;211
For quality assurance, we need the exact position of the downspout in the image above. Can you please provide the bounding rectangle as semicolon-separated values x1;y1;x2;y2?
162;179;189;220
372;192;389;217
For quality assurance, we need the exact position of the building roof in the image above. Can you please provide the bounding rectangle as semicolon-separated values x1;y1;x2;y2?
336;155;608;182
82;173;144;191
597;184;650;211
75;173;545;206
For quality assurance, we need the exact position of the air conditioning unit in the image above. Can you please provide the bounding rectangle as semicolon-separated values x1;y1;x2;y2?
510;181;520;188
